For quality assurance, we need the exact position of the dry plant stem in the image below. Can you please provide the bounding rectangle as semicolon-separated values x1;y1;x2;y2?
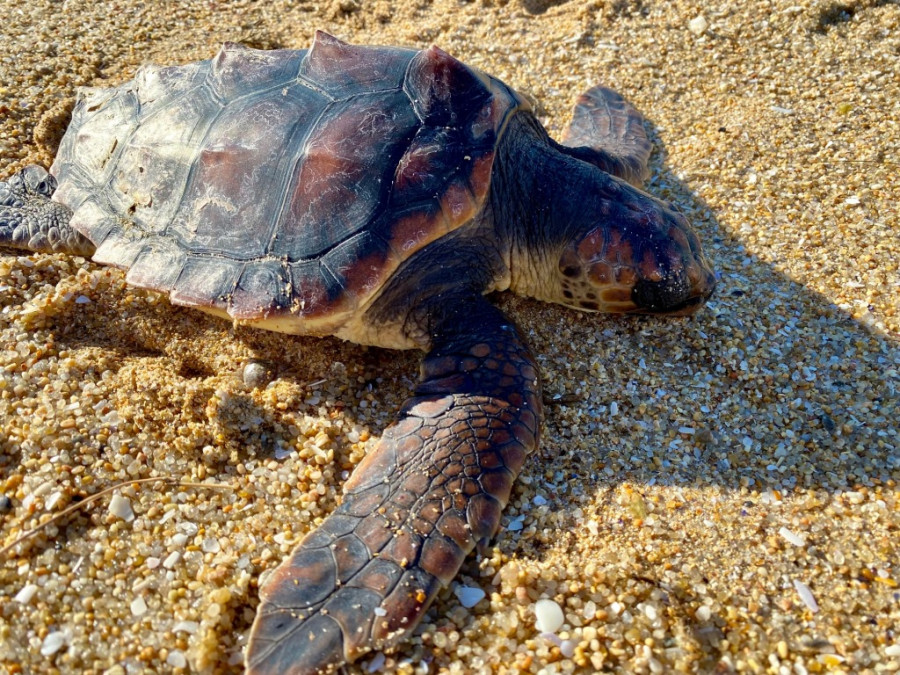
0;477;234;558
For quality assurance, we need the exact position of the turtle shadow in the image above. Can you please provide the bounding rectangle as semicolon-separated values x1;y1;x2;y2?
1;105;898;675
442;120;898;668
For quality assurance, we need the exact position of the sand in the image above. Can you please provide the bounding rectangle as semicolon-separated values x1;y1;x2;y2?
1;0;898;673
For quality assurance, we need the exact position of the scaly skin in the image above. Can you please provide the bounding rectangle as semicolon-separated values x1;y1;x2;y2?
0;166;93;256
246;298;541;674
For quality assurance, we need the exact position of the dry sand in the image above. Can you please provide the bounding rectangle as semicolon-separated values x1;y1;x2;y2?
1;0;898;673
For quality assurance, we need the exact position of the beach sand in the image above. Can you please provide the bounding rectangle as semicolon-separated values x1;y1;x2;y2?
1;1;898;673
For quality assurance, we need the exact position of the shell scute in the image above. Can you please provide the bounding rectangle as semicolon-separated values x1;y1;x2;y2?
109;85;222;234
379;203;449;258
209;43;303;101
52;87;139;190
169;256;241;310
270;91;418;260
287;261;332;315
133;60;206;109
166;89;320;259
392;126;458;201
300;30;413;98
125;245;186;292
320;231;393;304
230;262;293;320
91;231;145;269
404;46;492;126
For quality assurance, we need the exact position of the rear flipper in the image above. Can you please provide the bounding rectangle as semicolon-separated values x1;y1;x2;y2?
0;165;94;256
558;85;652;187
246;298;542;674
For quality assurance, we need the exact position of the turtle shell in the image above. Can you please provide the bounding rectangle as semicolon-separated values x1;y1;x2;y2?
51;31;526;335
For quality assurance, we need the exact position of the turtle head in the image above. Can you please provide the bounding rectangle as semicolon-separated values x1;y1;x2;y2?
553;184;716;316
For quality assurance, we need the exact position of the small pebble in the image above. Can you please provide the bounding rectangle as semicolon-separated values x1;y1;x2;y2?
162;551;181;569
202;537;221;553
166;650;187;668
560;639;577;658
689;14;708;35
779;526;806;547
534;598;565;633
242;360;275;388
454;585;486;608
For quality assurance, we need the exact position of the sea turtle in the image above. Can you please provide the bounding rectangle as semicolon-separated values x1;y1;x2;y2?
0;31;715;674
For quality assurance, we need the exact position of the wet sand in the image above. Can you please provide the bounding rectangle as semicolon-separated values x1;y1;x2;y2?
1;1;898;673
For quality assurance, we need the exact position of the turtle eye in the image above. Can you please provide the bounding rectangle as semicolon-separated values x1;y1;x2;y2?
557;248;582;279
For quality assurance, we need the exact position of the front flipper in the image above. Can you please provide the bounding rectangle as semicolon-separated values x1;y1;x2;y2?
558;85;652;187
246;298;542;674
0;165;94;256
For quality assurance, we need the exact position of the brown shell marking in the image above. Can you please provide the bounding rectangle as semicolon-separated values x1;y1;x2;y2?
271;91;418;259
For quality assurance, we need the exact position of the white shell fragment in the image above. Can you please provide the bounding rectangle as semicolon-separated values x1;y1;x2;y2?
166;650;188;668
779;526;806;547
40;631;67;656
534;598;565;633
689;15;708;35
108;492;135;522
793;579;819;612
130;596;148;617
15;583;38;605
172;620;200;634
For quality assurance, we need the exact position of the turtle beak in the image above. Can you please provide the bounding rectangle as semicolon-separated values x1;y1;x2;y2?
629;264;716;316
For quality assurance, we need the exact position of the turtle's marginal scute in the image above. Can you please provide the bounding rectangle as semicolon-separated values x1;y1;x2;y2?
169;255;242;310
230;262;293;319
125;245;185;292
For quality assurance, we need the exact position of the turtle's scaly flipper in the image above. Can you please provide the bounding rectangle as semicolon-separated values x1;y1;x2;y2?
246;298;542;674
0;165;94;256
559;85;652;187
